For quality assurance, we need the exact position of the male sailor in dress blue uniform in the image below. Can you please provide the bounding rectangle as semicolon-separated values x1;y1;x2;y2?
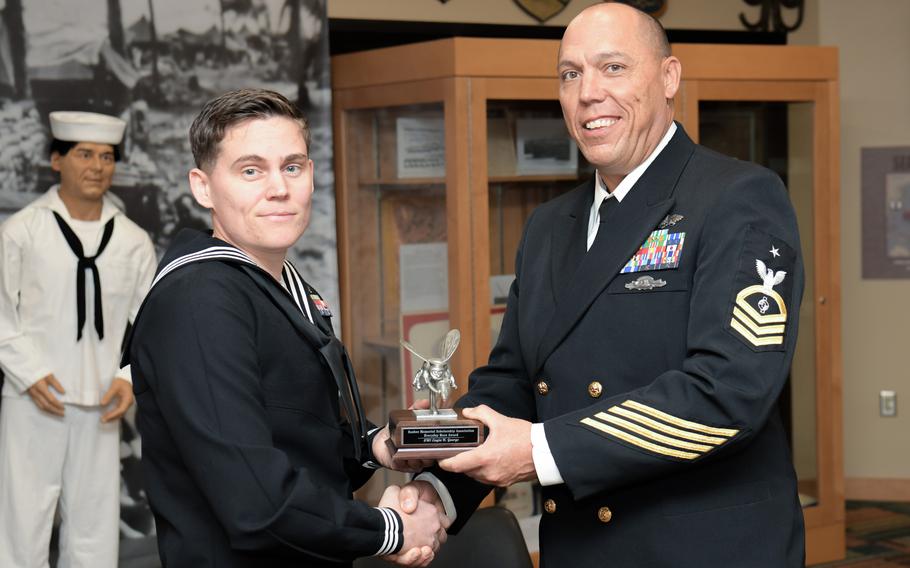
401;4;807;567
0;111;157;567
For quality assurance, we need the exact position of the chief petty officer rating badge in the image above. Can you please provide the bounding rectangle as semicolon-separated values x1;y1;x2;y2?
730;256;789;349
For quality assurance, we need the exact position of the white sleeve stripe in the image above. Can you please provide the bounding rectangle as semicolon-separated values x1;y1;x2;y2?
386;507;400;555
377;507;392;556
373;507;400;556
377;508;392;556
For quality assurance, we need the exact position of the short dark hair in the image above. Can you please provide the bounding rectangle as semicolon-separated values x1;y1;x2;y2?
49;138;121;161
189;88;310;171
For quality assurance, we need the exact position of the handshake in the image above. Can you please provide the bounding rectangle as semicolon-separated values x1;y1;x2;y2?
377;480;449;567
367;402;538;567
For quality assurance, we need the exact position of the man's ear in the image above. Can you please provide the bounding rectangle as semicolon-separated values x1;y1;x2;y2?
188;168;213;209
50;151;62;173
663;56;682;100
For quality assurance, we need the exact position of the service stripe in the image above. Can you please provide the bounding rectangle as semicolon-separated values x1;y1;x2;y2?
621;400;739;437
607;406;727;445
580;418;700;460
593;412;713;453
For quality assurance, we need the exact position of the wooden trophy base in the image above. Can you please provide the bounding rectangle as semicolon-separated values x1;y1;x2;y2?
387;408;484;461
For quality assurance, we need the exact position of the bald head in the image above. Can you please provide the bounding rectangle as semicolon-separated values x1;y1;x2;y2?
561;2;670;61
556;0;681;188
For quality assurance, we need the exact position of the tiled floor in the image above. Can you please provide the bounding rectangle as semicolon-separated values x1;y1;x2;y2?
816;501;910;567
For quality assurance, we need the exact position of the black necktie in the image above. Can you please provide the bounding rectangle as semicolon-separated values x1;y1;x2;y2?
52;212;116;341
599;195;618;225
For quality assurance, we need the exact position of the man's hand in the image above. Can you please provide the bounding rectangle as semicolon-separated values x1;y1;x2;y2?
438;405;537;487
100;377;134;423
397;480;451;528
378;485;445;567
371;399;436;473
26;373;66;416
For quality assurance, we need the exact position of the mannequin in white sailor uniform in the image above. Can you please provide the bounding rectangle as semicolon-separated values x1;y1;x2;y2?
124;89;447;568
0;111;157;567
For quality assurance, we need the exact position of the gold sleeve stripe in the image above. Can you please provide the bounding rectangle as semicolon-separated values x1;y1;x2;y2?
730;318;784;347
621;400;740;437
593;412;714;452
607;406;727;445
732;307;786;335
580;418;699;460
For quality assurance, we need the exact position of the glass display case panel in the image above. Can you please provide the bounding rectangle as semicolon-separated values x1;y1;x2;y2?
486;100;593;340
342;103;450;501
699;101;819;508
484;100;592;532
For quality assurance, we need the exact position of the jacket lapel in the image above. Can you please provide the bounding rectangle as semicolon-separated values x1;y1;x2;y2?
550;180;595;305
533;125;696;374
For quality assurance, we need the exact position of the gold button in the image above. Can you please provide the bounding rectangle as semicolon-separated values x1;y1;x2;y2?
597;506;613;523
543;499;556;514
537;380;550;396
588;381;603;398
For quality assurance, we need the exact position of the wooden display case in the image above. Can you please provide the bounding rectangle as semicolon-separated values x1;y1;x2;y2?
332;38;843;566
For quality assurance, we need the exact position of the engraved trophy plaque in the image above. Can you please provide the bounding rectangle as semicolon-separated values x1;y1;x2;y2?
387;330;484;461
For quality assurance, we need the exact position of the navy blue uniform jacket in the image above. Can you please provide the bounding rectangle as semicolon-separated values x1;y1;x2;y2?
434;125;806;567
127;231;400;567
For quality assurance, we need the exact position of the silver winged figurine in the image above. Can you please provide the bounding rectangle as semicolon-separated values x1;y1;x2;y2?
400;329;460;418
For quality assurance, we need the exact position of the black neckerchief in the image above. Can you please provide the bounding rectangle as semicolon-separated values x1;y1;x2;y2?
52;212;115;341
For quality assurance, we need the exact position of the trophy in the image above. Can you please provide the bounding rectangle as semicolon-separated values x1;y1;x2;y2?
387;329;485;461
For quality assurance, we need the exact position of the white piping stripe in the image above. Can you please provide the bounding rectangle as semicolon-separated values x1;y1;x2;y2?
282;261;304;311
284;259;314;323
281;268;303;312
157;246;255;278
151;247;256;289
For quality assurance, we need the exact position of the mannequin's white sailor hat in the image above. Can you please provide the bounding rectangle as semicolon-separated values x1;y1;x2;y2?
49;111;126;145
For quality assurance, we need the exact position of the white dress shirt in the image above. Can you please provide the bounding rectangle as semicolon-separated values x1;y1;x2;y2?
0;186;157;405
533;122;678;486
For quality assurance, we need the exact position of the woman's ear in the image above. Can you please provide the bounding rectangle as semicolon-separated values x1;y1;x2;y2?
188;168;213;209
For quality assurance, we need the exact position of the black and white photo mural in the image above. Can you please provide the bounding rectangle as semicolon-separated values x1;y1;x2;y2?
0;0;336;555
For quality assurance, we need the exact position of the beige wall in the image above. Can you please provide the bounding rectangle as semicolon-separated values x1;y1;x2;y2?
329;0;750;29
328;0;600;26
820;0;910;479
329;0;819;46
